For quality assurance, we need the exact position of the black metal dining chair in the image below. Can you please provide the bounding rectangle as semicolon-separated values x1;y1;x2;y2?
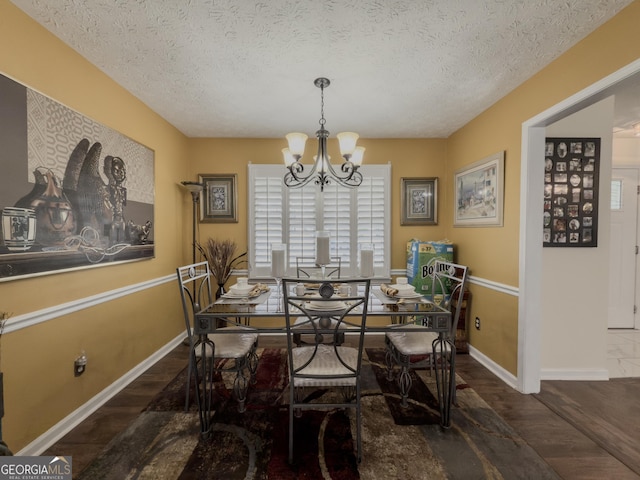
282;277;370;464
384;260;468;423
176;261;259;414
293;256;344;346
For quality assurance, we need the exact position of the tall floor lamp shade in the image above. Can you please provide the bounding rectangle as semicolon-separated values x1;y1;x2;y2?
181;181;203;263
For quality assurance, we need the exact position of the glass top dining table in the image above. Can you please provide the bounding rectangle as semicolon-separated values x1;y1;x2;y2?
194;285;452;333
191;283;455;436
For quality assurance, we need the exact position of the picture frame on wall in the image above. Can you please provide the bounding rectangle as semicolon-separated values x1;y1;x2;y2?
198;174;238;223
454;151;505;227
543;137;600;247
401;177;438;225
0;72;155;282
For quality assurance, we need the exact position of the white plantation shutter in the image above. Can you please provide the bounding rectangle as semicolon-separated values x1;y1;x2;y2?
357;175;388;271
248;164;390;278
248;167;284;276
321;182;353;269
287;185;316;261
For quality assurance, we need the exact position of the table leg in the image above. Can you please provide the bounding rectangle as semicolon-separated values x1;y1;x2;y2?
432;336;456;428
192;333;215;438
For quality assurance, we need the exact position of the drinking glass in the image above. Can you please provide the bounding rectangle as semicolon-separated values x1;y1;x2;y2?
271;243;287;312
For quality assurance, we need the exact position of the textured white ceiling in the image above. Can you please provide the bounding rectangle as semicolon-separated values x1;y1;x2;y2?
9;0;636;138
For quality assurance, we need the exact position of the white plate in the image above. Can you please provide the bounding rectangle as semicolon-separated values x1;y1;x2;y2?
222;291;262;299
394;292;423;299
306;301;346;311
390;284;416;293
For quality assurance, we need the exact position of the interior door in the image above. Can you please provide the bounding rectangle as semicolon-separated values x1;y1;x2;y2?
608;167;639;329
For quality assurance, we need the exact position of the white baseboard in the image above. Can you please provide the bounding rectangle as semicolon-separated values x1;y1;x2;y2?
16;332;186;456
468;345;519;390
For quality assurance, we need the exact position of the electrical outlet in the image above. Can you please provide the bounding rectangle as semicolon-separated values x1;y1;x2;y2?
474;317;481;330
74;352;87;377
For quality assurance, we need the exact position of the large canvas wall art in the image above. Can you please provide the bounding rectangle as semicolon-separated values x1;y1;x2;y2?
0;73;155;281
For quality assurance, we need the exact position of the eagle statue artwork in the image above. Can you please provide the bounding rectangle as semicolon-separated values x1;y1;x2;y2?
13;138;152;263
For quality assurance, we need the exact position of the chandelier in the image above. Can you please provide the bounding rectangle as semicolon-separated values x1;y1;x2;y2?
282;77;365;191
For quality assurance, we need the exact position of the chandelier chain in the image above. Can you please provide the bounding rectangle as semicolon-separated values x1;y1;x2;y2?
319;83;326;127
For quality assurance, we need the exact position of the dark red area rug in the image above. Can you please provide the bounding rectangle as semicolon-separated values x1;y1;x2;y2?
77;348;560;479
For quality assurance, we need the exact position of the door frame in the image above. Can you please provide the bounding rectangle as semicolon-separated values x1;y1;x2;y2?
609;166;640;329
519;58;640;393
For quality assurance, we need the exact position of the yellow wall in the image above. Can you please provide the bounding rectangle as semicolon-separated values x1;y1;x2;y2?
446;0;640;374
0;2;190;451
2;0;640;453
187;137;449;270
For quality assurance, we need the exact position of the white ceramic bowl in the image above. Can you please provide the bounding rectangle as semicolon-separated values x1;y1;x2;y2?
309;300;345;310
391;283;415;293
230;284;253;295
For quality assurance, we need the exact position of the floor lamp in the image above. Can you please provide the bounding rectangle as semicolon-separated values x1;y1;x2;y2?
181;181;203;345
181;181;203;264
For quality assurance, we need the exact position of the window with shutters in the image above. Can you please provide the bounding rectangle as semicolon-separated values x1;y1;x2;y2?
248;164;390;278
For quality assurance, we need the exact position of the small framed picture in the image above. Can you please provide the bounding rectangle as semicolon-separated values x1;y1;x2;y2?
401;177;438;225
198;174;238;223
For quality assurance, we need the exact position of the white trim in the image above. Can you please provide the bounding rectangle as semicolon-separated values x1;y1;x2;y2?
520;58;640;394
469;345;518;390
4;274;175;334
540;368;609;381
467;275;518;297
518;126;545;394
16;332;186;456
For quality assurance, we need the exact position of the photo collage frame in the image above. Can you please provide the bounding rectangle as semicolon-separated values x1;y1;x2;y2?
543;137;600;247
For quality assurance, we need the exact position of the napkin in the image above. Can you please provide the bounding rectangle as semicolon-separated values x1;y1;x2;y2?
380;283;399;297
248;283;270;297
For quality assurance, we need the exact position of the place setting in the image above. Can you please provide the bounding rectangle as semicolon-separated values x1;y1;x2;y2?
217;277;270;303
293;282;351;312
377;277;424;303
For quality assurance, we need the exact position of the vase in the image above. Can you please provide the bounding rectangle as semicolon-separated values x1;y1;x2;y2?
26;169;77;246
216;282;226;299
1;207;37;252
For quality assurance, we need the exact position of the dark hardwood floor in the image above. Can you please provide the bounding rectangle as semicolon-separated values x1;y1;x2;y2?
44;335;640;479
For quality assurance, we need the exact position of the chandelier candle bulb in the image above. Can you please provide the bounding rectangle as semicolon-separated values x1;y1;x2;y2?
271;244;286;278
360;245;374;277
315;231;331;266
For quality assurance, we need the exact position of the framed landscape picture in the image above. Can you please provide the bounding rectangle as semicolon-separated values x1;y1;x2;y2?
198;174;238;223
401;177;438;225
454;151;504;227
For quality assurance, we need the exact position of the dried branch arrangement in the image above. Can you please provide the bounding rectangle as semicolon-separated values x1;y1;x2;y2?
197;238;247;285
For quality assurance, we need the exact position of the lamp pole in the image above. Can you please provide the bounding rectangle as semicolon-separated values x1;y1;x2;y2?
181;181;203;264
